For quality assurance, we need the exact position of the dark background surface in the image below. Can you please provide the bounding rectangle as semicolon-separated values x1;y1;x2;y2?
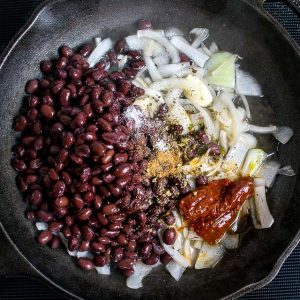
0;0;299;299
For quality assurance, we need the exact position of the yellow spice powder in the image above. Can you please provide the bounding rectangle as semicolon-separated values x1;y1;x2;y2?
147;150;182;178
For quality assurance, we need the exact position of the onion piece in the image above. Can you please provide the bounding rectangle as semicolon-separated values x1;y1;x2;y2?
94;37;102;46
77;251;94;259
170;36;209;67
186;174;196;191
158;229;191;268
133;96;162;118
273;126;294;144
166;260;186;281
138;30;180;63
158;62;190;77
190;28;209;48
205;52;236;89
220;233;239;249
278;165;296;176
35;222;48;231
87;37;113;67
118;54;128;70
125;35;164;56
95;265;111;275
240;95;251;119
241;148;267;177
166;102;191;134
219;130;228;153
223;133;257;173
236;68;262;97
165;27;184;39
126;261;160;289
172;209;183;229
254;160;281;188
144;56;163;81
150;75;212;108
251;181;274;229
201;43;212;56
195;242;225;269
254;177;266;187
209;42;219;54
248;124;277;134
153;50;170;66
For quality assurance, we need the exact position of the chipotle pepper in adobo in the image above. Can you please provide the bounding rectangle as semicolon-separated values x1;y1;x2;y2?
179;178;254;244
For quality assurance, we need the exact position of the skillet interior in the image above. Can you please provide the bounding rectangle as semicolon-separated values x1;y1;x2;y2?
0;0;300;299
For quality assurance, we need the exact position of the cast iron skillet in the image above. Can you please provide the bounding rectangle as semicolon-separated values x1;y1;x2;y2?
0;0;300;299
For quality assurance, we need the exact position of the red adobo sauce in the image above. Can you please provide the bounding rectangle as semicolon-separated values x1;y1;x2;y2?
179;178;254;244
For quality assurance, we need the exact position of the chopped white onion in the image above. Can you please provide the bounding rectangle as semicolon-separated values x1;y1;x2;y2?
241;148;267;177
254;177;266;187
201;43;212;56
94;37;102;46
223;133;257;172
220;233;239;249
126;261;160;289
172;209;183;229
77;251;94;259
235;68;262;97
219;130;228;153
248;124;277;134
158;62;190;77
209;42;219;54
144;56;163;81
278;165;296;176
95;265;111;275
186;174;196;191
251;183;274;229
118;54;128;70
273;126;294;144
87;37;113;67
205;52;236;89
165;27;184;39
35;222;48;231
158;229;191;268
190;28;209;48
166;260;186;281
138;30;180;63
170;36;209;67
125;35;164;56
255;160;281;188
239;95;251;119
195;242;225;269
153;50;170;66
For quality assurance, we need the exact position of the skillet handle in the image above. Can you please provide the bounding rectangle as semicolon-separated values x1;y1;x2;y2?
285;0;300;13
255;0;300;13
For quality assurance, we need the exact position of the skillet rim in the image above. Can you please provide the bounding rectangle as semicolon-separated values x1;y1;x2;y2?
0;0;299;299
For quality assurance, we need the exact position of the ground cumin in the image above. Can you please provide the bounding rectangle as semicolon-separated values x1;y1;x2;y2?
146;150;182;178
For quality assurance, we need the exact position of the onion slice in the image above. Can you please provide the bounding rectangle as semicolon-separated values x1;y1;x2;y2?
166;260;186;281
190;28;209;48
254;160;281;188
278;165;296;176
126;261;160;289
236;68;262;97
95;265;111;275
170;36;209;67
35;222;48;231
273;126;294;144
138;30;180;63
195;242;225;269
87;37;113;67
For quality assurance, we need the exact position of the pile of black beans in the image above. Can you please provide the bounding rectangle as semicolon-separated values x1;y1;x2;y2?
11;24;182;276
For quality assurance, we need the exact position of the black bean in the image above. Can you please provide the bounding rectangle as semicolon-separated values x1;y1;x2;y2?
163;228;176;245
37;230;52;245
78;258;94;270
